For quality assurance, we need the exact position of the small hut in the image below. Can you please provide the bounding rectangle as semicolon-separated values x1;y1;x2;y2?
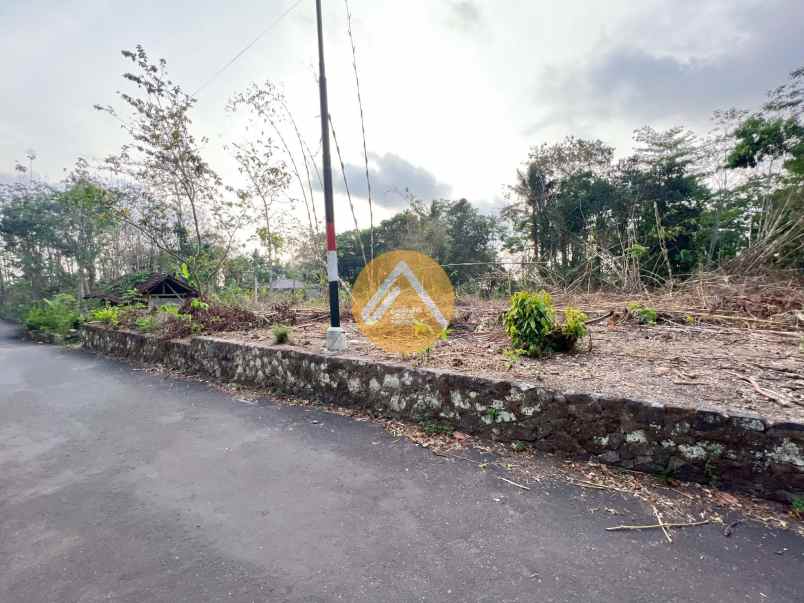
85;272;199;308
136;273;199;308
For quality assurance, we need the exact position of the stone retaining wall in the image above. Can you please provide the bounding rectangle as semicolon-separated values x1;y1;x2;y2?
82;325;803;501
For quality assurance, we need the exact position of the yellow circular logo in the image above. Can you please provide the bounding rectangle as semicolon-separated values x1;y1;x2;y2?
352;250;455;354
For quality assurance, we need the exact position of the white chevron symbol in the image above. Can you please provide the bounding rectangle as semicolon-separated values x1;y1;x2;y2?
361;261;448;329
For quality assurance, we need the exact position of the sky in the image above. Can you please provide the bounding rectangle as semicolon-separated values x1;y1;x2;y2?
2;0;803;232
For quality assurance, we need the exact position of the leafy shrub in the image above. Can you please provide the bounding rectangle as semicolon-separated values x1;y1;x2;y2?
419;419;454;435
626;302;658;324
272;324;290;344
562;307;589;339
503;291;588;357
503;291;556;357
190;298;210;311
90;306;121;327
24;294;81;336
158;304;182;316
135;316;156;332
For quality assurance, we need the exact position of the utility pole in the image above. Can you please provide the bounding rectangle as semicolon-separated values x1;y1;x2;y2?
316;0;346;351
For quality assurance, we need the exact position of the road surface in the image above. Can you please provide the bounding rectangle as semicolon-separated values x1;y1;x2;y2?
1;321;802;602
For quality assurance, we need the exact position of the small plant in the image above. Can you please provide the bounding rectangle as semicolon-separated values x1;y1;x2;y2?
90;306;120;327
626;302;658;325
158;304;182;316
503;291;556;357
625;243;648;259
272;324;290;344
484;407;500;423
135;316;156;332
503;291;588;357
704;458;720;487
657;466;677;485
511;440;527;452
190;298;210;311
412;319;434;337
121;288;143;305
792;497;804;519
419;419;454;435
561;307;589;339
414;343;434;366
502;347;525;368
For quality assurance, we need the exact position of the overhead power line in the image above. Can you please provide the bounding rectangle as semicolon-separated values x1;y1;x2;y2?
192;0;304;98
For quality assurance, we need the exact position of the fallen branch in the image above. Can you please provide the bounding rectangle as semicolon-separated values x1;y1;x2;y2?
584;311;613;326
606;519;709;532
653;505;672;544
497;476;530;491
730;372;793;407
432;450;485;464
569;479;634;495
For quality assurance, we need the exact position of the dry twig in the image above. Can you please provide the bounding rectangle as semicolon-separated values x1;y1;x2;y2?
606;519;710;532
653;505;673;543
497;476;531;491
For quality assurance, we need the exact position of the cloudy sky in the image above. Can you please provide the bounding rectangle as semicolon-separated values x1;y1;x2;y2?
2;0;802;230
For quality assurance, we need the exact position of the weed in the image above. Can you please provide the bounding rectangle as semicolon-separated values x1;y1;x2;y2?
485;407;500;423
121;288;143;305
792;497;804;518
626;302;658;325
511;440;527;452
412;319;434;338
419;419;454;435
272;324;290;344
135;316;156;332
90;305;121;327
704;458;720;487
190;298;210;311
414;343;434;366
657;466;677;485
502;347;525;368
561;307;589;339
158;304;182;316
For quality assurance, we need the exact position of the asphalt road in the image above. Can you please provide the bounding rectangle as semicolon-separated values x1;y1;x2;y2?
1;321;802;602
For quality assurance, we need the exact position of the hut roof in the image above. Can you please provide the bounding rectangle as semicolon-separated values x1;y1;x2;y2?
85;272;198;304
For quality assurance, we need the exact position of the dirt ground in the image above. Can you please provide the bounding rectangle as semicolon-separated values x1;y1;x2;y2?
221;289;804;424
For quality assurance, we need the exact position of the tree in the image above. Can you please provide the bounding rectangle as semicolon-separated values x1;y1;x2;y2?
59;159;117;304
96;45;243;289
504;137;614;268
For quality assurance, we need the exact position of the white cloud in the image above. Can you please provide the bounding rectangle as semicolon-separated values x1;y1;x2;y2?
1;0;801;233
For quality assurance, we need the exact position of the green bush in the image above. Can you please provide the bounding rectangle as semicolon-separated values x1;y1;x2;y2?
503;291;588;357
24;293;81;336
190;298;210;311
90;306;121;327
135;316;156;332
158;304;182;316
562;307;589;339
272;324;290;344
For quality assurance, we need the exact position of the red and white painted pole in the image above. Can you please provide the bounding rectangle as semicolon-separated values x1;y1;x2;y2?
316;0;346;351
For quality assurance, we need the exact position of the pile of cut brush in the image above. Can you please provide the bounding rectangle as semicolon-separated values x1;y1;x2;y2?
184;301;259;332
255;301;329;326
159;301;261;340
